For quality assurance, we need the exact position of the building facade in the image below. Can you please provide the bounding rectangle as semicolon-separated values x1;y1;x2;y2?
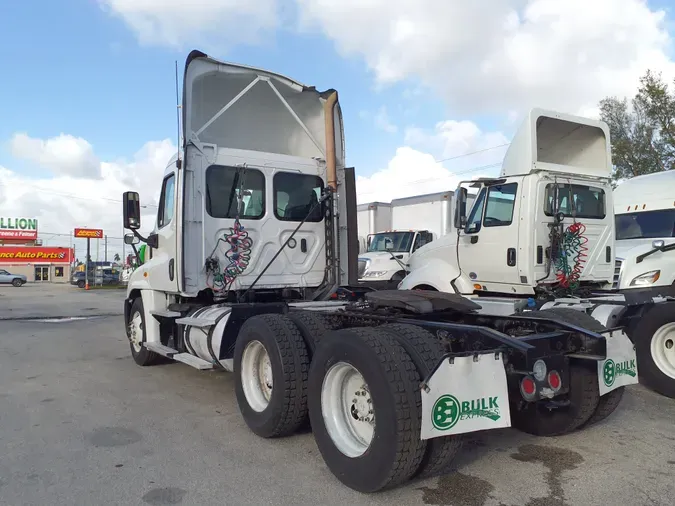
0;246;74;283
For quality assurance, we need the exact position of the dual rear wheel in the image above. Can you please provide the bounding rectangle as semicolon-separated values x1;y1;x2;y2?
233;314;461;493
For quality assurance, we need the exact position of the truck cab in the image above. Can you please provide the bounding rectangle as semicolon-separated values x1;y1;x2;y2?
123;50;357;338
612;170;675;294
358;229;433;283
399;108;616;297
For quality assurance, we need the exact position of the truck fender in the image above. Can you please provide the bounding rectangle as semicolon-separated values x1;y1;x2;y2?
398;259;470;293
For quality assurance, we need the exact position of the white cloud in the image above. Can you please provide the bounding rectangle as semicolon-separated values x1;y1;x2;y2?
296;0;675;116
360;106;398;133
356;147;493;204
1;135;176;262
100;0;278;49
9;133;101;178
356;119;505;203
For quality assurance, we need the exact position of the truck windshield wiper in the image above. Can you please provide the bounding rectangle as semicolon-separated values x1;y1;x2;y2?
636;242;675;264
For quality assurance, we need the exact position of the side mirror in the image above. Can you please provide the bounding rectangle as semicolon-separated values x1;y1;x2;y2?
454;187;468;230
124;233;140;245
123;191;141;230
652;239;665;249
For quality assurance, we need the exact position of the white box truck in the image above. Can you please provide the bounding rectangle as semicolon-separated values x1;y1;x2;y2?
357;191;474;285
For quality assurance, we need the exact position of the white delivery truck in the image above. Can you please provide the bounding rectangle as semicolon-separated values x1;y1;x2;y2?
611;170;675;396
399;108;675;399
357;191;475;285
121;51;662;494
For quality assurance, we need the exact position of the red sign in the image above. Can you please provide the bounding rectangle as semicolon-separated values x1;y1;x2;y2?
0;246;74;264
74;228;104;239
0;229;37;240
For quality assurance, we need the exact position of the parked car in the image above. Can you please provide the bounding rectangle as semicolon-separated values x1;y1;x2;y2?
71;269;120;288
0;268;27;287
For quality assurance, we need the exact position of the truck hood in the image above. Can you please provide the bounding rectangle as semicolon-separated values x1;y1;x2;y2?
182;50;344;165
616;238;675;259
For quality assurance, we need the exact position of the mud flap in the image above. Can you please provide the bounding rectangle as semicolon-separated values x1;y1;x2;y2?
420;351;511;439
598;330;639;395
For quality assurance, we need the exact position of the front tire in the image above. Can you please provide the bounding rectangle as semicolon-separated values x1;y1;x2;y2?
308;327;425;493
234;314;310;438
128;297;161;366
77;280;85;289
12;278;23;287
631;302;675;399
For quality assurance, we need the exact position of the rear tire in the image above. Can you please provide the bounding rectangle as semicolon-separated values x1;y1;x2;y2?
510;359;599;436
77;280;85;289
378;323;463;479
630;302;675;399
287;311;341;356
518;307;625;427
234;314;309;438
308;326;425;493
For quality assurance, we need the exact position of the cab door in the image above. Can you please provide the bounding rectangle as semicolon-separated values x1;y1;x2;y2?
457;180;523;290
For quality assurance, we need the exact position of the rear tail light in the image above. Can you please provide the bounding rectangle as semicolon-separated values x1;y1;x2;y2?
520;375;537;401
547;370;562;392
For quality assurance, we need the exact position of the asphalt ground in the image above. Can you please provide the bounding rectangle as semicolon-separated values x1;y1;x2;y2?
1;283;673;505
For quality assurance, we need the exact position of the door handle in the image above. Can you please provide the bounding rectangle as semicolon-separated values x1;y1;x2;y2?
507;248;516;266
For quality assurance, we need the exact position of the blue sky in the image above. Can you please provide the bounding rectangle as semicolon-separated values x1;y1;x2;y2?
0;0;673;257
0;0;449;180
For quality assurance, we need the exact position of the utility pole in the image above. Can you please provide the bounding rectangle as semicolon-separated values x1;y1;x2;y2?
104;235;108;262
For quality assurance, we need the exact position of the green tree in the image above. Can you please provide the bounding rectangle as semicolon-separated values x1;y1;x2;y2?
599;70;675;184
114;253;121;262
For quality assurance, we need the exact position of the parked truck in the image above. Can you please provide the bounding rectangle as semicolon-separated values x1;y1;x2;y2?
121;51;655;494
399;108;675;399
357;191;475;286
611;170;675;397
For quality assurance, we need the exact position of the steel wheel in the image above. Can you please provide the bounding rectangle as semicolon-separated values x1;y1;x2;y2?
650;322;675;380
321;361;375;458
129;310;143;353
241;340;274;412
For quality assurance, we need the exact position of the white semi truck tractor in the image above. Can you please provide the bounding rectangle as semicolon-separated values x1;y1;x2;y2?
611;170;675;397
399;108;675;399
122;51;649;494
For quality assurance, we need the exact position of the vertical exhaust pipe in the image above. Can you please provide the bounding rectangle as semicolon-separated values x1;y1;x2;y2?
323;90;339;191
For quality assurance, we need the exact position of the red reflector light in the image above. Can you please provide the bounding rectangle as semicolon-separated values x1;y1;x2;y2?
548;371;561;391
520;376;536;399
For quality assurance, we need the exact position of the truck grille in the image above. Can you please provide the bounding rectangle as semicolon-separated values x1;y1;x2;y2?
358;259;368;278
612;259;623;289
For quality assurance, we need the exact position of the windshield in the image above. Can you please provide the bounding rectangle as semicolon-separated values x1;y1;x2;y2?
615;209;675;240
367;232;414;253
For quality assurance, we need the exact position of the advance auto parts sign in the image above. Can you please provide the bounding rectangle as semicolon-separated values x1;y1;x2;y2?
0;247;73;264
74;228;103;239
598;330;639;396
0;217;38;240
421;352;511;439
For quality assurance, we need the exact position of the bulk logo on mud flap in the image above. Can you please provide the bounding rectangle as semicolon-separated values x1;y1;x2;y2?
602;359;637;387
431;394;501;431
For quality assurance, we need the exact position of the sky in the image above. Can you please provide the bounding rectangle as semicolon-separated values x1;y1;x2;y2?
1;0;674;262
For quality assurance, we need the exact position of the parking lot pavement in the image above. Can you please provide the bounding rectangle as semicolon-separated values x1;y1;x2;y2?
1;293;674;506
0;282;123;320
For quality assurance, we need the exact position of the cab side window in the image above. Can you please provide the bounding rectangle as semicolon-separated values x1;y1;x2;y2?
483;183;518;227
157;173;176;229
465;188;487;233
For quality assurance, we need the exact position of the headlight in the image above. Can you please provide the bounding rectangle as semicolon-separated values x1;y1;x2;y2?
363;270;387;278
629;270;660;286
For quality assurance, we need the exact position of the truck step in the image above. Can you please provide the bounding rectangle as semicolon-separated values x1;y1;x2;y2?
176;316;217;328
145;342;178;357
173;353;214;370
151;310;183;318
